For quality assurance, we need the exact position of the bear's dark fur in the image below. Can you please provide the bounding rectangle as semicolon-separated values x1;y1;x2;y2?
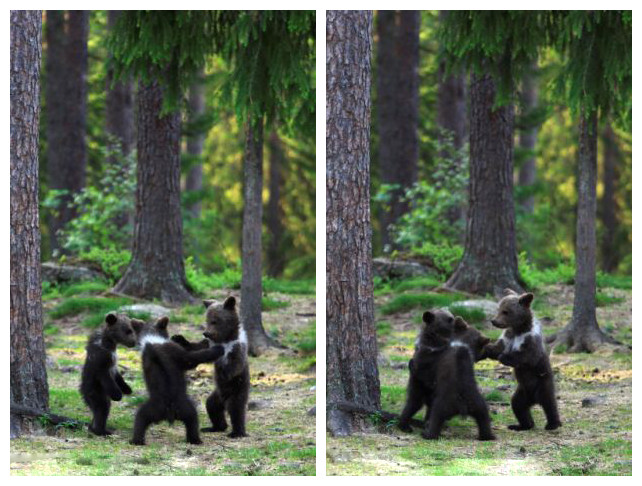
80;313;143;436
131;317;225;445
171;296;250;438
399;310;495;440
485;289;561;431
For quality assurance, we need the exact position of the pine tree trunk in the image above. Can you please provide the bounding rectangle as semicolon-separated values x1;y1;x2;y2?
553;111;615;352
185;70;205;219
445;73;524;297
600;123;620;273
113;79;192;305
241;118;278;356
10;9;49;437
46;10;88;256
327;10;381;437
266;131;286;278
377;10;420;251
106;10;134;157
518;65;538;213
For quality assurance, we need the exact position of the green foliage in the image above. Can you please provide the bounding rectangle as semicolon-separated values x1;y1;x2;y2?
380;292;467;315
484;390;508;403
392;276;442;292
596;292;625;308
49;296;133;320
448;305;486;325
61;281;110;297
519;252;576;289
76;248;132;284
376;321;393;338
261;297;289;312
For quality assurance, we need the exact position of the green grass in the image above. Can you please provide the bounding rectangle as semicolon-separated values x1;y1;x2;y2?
376;320;393;338
596;292;625;307
262;297;290;311
448;305;487;324
392;276;442;292
380;292;467;315
596;274;632;290
49;296;133;319
281;320;316;354
61;281;110;297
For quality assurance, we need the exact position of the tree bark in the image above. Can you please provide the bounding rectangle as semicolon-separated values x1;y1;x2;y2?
266;130;286;278
553;111;616;352
377;10;420;251
113;79;192;305
185;70;205;219
518;64;538;213
241;118;278;356
327;10;381;437
45;10;89;255
600;123;620;273
11;9;49;437
445;73;524;297
105;10;134;157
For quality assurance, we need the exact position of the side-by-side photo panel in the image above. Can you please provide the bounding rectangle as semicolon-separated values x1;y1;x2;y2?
326;10;632;476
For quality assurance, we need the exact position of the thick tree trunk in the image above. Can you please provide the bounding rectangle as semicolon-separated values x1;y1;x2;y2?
113;79;192;304
553;111;616;352
241;119;278;356
377;10;420;251
106;10;134;157
266;131;286;278
445;73;524;297
10;10;49;438
518;65;538;213
600;123;620;273
185;70;205;219
327;10;381;437
46;10;88;255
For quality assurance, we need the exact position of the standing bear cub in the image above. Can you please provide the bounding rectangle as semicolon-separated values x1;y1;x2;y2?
484;289;562;431
171;296;250;438
80;313;144;436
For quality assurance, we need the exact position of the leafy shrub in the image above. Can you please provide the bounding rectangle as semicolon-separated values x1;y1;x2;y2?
76;247;132;284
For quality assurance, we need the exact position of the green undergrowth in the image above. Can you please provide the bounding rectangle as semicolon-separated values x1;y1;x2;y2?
380;292;467;315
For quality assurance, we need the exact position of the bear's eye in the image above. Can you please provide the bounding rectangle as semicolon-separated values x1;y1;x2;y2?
125;329;133;335
502;310;509;315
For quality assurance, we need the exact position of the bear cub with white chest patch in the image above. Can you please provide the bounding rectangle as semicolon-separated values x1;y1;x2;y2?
171;296;250;438
80;313;144;436
131;316;225;445
484;289;561;431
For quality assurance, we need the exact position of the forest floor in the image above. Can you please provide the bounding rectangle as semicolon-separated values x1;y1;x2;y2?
326;280;632;476
10;281;316;476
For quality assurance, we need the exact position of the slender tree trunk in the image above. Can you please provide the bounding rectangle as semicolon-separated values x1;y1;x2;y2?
185;70;205;219
553;111;616;352
106;10;134;157
113;79;192;304
10;10;49;438
327;10;380;437
266;131;286;278
518;64;539;213
445;73;524;297
377;10;420;251
600;123;620;273
241;118;277;356
46;10;89;256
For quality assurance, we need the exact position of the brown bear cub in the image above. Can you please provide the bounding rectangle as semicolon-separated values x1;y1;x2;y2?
398;310;495;441
485;289;561;431
171;296;250;438
131;317;225;445
80;313;144;436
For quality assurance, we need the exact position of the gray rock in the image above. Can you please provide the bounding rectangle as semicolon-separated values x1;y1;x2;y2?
119;303;171;319
307;406;316;416
41;262;104;284
372;257;434;280
247;400;272;411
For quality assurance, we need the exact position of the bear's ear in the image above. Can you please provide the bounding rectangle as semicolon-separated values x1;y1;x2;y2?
105;313;118;326
503;288;518;296
454;316;468;331
223;296;236;310
519;293;534;308
203;299;215;309
422;311;435;324
155;316;169;331
131;319;145;334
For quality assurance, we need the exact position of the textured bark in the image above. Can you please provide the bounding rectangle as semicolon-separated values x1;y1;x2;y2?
241;119;278;356
113;79;192;304
518;65;538;213
377;10;420;250
600;123;620;273
46;10;89;255
185;70;205;219
553;112;616;352
327;10;381;437
445;73;524;297
10;9;49;437
105;11;134;157
266;131;286;278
